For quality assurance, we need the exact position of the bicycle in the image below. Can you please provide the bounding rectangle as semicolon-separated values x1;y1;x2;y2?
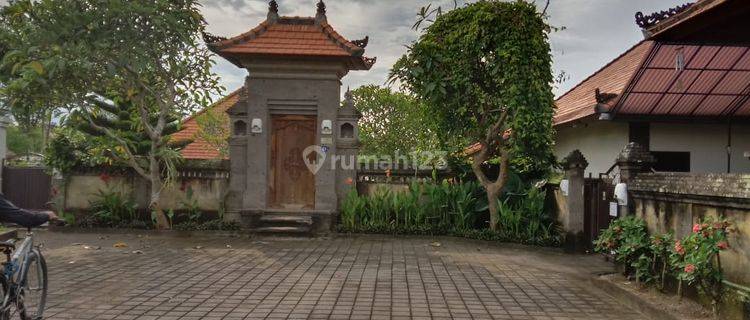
0;226;48;320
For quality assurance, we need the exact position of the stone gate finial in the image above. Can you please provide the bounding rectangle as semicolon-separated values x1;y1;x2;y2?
268;0;279;22
315;0;327;24
616;142;656;165
562;150;589;170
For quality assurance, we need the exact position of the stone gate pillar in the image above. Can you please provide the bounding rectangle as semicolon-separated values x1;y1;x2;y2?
561;150;588;253
616;142;656;184
335;90;361;207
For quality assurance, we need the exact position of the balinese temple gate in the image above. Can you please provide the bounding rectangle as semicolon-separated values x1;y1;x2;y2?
205;0;374;234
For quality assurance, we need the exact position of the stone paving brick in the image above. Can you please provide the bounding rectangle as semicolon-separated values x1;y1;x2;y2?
35;232;645;319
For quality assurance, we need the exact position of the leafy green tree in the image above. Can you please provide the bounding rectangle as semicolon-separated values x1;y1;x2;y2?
349;85;439;157
194;106;229;159
0;0;222;228
390;1;556;230
6;124;44;155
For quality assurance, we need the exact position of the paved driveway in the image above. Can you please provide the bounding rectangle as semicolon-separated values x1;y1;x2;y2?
34;231;644;320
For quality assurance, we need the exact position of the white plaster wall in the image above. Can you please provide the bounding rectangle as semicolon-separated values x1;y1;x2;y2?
554;120;629;177
650;123;750;173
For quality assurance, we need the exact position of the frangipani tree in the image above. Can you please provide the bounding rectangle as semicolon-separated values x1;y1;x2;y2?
390;0;556;230
0;0;222;228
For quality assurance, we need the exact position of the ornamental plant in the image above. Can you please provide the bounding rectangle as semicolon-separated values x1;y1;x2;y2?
594;216;651;277
649;232;675;291
672;217;731;315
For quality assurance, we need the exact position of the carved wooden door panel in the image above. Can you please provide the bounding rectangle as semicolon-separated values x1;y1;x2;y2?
270;115;316;209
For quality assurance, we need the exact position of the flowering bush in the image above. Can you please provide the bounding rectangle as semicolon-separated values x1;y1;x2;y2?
594;216;650;277
595;216;733;315
649;232;675;290
671;217;731;314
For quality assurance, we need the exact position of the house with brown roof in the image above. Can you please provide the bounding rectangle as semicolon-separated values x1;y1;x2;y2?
554;0;750;177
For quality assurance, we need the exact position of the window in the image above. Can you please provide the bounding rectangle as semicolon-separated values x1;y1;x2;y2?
652;151;690;172
233;120;247;136
629;122;650;149
340;123;354;139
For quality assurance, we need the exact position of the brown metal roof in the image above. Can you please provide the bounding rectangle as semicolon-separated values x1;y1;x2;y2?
616;43;750;117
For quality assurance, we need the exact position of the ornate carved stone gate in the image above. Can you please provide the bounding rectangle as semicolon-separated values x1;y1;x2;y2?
204;1;374;234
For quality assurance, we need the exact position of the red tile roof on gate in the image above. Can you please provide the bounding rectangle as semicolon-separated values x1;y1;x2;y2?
173;89;240;160
554;41;655;125
205;13;375;70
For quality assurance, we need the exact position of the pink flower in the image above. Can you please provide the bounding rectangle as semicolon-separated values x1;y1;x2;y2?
502;129;513;140
684;264;696;274
717;241;729;250
674;240;685;255
692;223;702;233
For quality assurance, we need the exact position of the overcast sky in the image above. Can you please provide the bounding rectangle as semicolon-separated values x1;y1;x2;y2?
201;0;688;98
0;0;689;98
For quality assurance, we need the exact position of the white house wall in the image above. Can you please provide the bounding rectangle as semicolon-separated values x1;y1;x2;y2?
554;120;629;177
650;123;750;173
554;120;750;175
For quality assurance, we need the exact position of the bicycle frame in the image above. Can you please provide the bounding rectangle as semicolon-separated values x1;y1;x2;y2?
0;231;36;317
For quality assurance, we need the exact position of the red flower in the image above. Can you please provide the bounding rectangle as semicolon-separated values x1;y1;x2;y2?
684;264;696;274
502;129;513;140
692;223;702;233
99;173;112;184
674;240;685;255
344;177;354;185
717;241;729;250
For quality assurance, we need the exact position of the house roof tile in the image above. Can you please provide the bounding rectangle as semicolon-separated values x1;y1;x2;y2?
173;89;240;160
554;41;655;125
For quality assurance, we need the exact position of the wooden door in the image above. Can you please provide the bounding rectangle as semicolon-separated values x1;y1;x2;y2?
270;115;316;209
583;178;616;248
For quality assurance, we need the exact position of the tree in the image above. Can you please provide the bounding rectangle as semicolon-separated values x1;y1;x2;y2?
0;0;222;228
194;106;229;159
6;124;44;156
390;1;556;230
349;85;439;158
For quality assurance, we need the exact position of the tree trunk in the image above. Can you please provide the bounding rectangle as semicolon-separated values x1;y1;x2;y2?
487;185;500;230
470;143;509;232
148;155;170;229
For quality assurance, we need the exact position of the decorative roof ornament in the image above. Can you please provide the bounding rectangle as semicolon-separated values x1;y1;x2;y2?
339;87;361;118
202;32;227;45
594;88;617;104
268;0;279;22
315;0;327;24
635;2;694;29
352;36;369;49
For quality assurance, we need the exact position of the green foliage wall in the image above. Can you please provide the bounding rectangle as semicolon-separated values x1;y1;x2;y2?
349;85;440;157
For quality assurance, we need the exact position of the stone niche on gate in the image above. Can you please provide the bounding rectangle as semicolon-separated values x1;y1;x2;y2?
204;0;374;233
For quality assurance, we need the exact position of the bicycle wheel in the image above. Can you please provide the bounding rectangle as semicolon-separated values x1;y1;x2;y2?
18;249;47;320
0;275;10;320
